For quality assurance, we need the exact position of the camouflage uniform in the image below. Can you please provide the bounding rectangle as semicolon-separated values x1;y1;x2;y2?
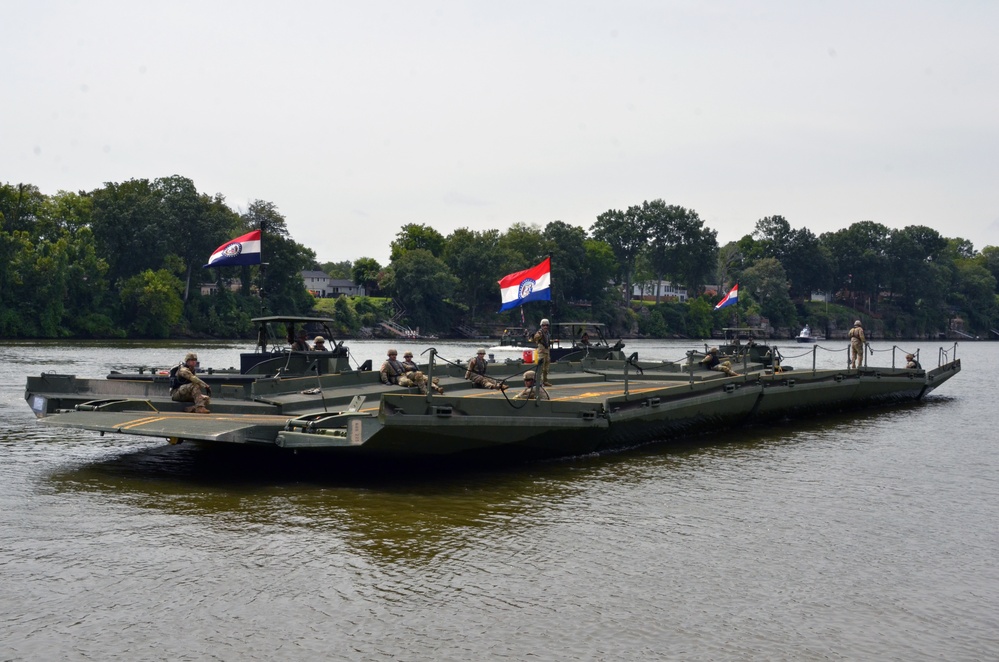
531;320;553;386
465;350;505;390
312;336;328;352
700;348;740;377
848;321;866;369
171;352;211;413
514;370;550;400
401;353;443;394
905;353;921;369
291;330;311;352
380;352;407;385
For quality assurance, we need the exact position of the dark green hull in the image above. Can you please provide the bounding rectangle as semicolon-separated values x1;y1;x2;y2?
32;356;961;464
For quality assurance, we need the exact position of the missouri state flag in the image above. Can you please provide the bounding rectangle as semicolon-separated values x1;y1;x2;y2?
498;257;552;312
204;230;262;267
714;283;739;310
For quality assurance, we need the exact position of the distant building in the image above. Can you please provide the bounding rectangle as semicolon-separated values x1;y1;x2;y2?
200;279;242;296
300;271;365;298
632;280;688;303
328;279;365;297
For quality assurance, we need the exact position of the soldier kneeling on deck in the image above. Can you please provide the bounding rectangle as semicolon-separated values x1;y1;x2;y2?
700;347;741;377
170;352;212;413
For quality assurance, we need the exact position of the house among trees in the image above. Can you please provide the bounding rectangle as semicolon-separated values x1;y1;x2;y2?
200;279;242;296
300;270;366;298
632;280;689;303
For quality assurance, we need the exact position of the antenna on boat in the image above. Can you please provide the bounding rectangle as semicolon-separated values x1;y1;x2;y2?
257;219;267;317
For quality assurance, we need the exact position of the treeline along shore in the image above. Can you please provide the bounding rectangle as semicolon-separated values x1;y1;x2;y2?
3;178;998;341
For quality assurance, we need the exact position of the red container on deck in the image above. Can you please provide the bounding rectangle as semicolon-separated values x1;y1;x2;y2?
522;349;534;363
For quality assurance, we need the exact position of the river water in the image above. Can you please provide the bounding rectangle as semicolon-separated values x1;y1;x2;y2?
1;339;996;661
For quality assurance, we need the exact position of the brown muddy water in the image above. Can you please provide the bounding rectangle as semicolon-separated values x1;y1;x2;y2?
1;339;996;661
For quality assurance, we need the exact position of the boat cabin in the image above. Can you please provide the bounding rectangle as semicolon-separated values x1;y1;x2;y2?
245;315;358;375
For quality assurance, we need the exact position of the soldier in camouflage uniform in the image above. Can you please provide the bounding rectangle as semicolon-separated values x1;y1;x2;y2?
465;348;506;390
848;320;866;369
514;370;549;400
700;347;741;377
380;349;407;385
531;319;553;386
170;352;212;413
400;350;444;394
290;329;311;351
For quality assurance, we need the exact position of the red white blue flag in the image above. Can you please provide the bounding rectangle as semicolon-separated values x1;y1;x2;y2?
714;283;739;310
498;257;552;312
204;230;262;267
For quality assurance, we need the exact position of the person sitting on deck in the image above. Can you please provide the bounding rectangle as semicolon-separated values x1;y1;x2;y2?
700;347;741;377
312;336;328;352
379;349;406;385
170;352;212;413
905;353;922;369
401;350;444;394
514;370;550;400
465;348;506;390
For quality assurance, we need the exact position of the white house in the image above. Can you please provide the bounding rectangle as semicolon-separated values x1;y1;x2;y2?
632;280;689;303
300;271;366;297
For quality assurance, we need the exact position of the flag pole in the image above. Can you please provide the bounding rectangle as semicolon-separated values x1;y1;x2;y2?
548;252;555;327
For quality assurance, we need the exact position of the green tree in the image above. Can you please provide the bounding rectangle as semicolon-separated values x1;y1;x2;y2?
385;249;460;332
119;268;185;338
740;258;796;329
240;200;316;316
591;207;646;303
580;239;619;305
753;216;831;298
321;260;353;280
542;221;589;308
820;221;892;309
687;298;714;338
389;223;446;261
442;227;501;317
351;257;383;296
974;245;999;291
0;182;46;235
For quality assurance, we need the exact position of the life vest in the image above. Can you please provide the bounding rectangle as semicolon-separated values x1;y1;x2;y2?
470;356;488;375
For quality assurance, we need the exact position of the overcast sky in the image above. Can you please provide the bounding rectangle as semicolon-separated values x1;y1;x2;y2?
4;1;998;266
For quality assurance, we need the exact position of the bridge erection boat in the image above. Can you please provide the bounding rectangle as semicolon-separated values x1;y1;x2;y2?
25;338;962;464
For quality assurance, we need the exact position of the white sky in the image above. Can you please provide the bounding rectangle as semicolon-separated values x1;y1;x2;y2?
4;1;998;266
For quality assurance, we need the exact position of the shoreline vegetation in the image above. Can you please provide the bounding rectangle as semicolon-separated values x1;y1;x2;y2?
3;178;998;343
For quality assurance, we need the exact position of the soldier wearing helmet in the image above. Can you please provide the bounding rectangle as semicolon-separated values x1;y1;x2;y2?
313;336;328;352
530;318;553;387
290;329;311;352
380;349;406;385
170;351;211;413
699;347;741;378
905;353;921;369
465;348;506;390
390;349;444;394
514;370;550;400
848;320;866;369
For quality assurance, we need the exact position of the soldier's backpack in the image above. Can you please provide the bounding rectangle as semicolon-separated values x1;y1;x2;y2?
169;364;182;390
